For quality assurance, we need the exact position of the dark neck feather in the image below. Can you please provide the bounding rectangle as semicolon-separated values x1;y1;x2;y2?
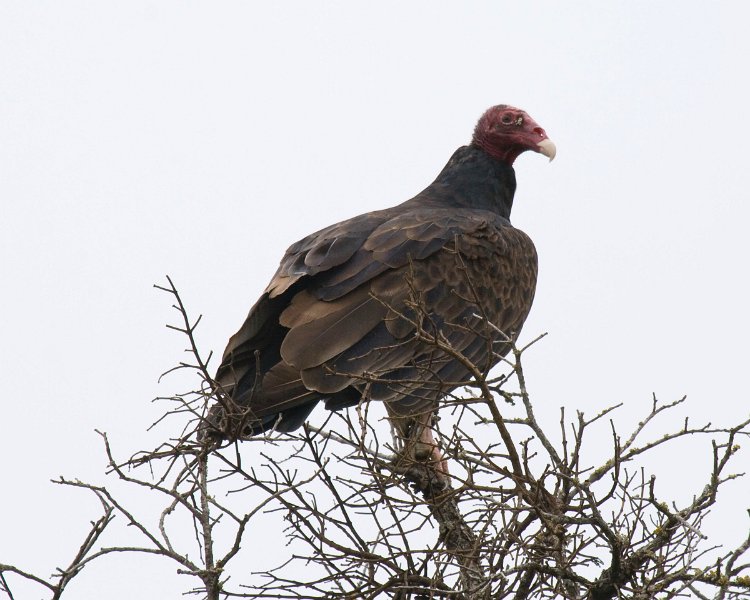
410;145;516;220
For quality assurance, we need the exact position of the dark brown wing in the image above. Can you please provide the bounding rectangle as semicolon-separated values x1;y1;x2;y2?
292;217;538;417
214;206;537;433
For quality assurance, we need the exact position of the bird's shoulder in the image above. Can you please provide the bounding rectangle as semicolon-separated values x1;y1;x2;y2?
265;204;518;300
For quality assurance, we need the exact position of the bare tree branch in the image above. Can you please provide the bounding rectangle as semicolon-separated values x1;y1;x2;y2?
3;277;749;599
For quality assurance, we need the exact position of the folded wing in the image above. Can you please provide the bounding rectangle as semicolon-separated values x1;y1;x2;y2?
215;205;537;434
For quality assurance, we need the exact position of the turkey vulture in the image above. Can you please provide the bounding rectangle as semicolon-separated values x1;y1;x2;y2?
208;105;554;465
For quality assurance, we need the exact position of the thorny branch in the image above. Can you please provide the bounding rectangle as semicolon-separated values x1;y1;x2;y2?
2;277;749;599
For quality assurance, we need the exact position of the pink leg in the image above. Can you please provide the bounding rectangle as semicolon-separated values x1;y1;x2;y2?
414;414;449;476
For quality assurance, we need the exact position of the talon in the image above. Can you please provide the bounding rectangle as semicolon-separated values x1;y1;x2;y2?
393;412;450;480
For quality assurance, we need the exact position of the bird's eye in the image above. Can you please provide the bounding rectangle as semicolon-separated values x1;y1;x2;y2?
500;114;513;125
516;116;524;126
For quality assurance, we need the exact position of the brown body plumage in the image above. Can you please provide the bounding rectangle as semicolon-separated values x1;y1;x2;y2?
208;106;554;458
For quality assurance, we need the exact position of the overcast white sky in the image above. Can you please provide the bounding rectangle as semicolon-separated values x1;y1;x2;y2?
1;2;749;598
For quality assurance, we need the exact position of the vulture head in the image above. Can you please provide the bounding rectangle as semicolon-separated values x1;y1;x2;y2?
472;104;556;165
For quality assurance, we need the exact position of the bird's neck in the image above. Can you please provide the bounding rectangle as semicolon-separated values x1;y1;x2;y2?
418;145;517;220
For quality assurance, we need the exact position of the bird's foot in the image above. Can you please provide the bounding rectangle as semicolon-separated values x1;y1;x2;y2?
411;434;449;477
391;419;450;491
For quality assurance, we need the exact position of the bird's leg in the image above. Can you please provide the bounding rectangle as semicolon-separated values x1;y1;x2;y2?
409;412;449;476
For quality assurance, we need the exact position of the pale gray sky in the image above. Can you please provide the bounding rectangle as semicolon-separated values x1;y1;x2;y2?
1;2;748;598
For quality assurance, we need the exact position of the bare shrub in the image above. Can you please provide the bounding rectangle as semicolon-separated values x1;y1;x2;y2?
2;277;749;599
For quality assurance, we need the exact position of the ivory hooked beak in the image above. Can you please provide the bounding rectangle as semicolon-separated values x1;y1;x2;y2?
537;138;556;161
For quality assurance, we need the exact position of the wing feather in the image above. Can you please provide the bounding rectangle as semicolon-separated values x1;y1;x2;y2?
279;286;387;369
